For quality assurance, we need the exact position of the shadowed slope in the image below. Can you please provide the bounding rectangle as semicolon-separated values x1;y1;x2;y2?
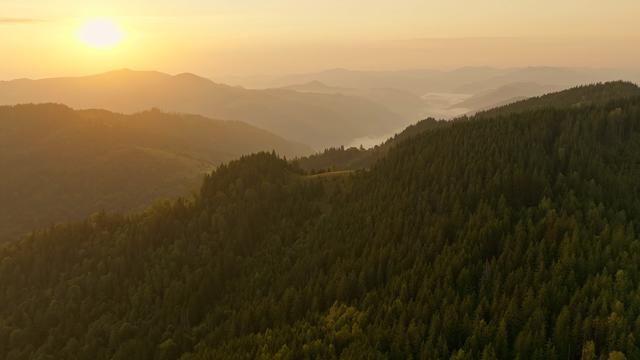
0;104;310;241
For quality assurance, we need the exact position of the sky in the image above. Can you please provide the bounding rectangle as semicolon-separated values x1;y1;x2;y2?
1;0;640;80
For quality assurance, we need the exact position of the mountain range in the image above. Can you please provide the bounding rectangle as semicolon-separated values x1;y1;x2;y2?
254;66;640;95
2;82;640;358
228;66;640;120
3;67;637;154
0;70;403;149
280;81;429;120
0;104;309;241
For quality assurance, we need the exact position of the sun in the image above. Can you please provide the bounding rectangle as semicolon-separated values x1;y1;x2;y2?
78;19;124;49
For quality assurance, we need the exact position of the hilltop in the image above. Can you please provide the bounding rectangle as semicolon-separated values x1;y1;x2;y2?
0;103;309;241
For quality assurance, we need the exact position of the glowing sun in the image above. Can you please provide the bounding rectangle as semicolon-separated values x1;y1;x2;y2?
78;19;124;49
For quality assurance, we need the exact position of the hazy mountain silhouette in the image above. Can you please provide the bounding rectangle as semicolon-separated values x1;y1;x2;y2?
453;67;639;93
281;80;430;119
0;103;310;241
257;67;639;121
264;67;639;95
266;67;504;94
0;69;403;149
269;68;444;94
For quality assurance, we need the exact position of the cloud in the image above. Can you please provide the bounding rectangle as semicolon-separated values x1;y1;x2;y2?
0;17;43;24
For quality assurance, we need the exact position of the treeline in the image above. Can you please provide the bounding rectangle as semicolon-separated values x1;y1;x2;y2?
1;84;640;359
476;81;640;119
296;117;446;172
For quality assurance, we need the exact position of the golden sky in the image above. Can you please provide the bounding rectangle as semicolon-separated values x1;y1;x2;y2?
2;0;639;79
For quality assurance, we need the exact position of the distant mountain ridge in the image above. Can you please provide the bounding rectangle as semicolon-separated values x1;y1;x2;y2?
246;66;640;121
0;69;404;149
259;66;640;95
0;103;310;241
281;80;430;119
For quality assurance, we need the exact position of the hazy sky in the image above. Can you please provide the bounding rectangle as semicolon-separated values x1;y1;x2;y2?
2;0;639;79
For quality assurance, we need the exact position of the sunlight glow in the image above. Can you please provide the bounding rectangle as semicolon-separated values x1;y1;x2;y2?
78;19;124;49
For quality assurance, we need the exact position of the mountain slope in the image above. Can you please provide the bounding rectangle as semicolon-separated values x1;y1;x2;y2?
0;103;310;241
297;82;640;172
0;70;403;148
451;82;560;113
476;81;640;118
2;86;640;359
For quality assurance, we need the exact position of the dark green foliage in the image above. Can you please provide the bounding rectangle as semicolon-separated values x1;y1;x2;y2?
0;104;310;241
475;81;640;119
2;83;640;359
294;145;371;173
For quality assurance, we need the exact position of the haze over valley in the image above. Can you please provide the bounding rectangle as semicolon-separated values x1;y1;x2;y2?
2;66;639;150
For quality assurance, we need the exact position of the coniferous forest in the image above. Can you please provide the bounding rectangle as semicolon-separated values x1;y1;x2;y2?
3;83;640;359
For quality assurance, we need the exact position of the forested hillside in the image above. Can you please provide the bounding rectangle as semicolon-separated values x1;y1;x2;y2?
298;82;640;172
0;104;309;241
476;81;640;118
2;84;640;359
